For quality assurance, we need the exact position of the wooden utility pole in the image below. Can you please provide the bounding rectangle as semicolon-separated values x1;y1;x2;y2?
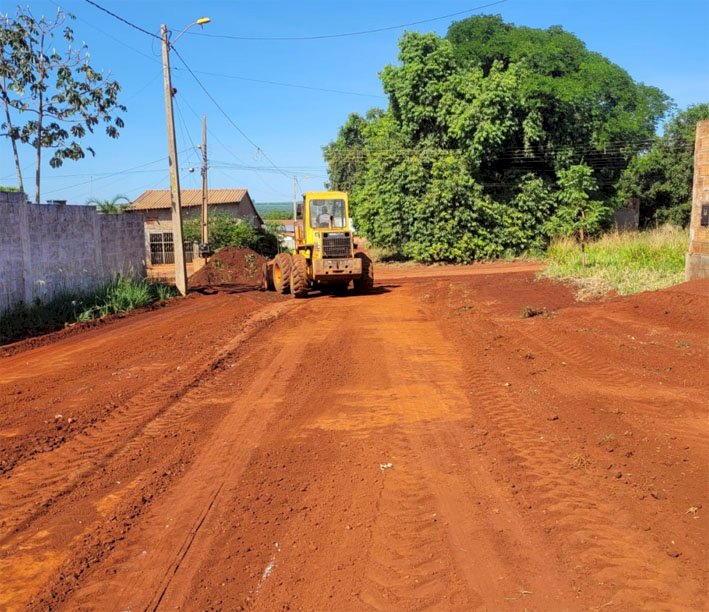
292;175;298;223
201;114;209;247
160;24;188;296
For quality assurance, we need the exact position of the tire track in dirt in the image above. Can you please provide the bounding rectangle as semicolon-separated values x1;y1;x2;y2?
0;296;274;476
357;426;469;610
59;305;340;611
423;290;705;610
1;267;705;611
514;315;706;447
347;295;575;611
0;301;294;540
0;300;295;610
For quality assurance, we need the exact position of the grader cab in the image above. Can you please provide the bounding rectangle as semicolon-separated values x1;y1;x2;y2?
263;191;374;298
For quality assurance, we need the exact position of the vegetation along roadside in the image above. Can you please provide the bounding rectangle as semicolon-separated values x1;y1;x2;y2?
542;225;687;300
0;277;176;345
324;15;707;266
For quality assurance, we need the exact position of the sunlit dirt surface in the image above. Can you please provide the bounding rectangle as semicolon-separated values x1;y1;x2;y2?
1;264;706;611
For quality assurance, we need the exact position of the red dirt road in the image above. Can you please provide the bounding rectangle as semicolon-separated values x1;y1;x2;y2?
0;264;707;611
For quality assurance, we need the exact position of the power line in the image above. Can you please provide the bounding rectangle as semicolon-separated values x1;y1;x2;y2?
41;150;189;196
173;97;201;166
83;0;160;40
71;0;388;100
187;0;509;41
185;69;386;100
171;47;291;179
323;138;689;160
211;164;327;178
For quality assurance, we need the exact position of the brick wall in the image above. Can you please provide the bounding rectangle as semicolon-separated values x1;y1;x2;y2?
0;192;146;313
686;120;709;280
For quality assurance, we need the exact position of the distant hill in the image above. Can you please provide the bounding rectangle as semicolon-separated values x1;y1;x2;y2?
255;202;293;219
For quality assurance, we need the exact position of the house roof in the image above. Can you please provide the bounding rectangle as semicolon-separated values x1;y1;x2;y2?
127;189;248;211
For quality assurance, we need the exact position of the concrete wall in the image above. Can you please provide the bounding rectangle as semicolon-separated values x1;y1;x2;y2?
686;120;709;280
0;191;146;313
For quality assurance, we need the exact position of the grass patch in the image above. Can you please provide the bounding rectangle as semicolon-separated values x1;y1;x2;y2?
542;225;687;299
0;277;176;344
598;433;615;446
568;453;591;470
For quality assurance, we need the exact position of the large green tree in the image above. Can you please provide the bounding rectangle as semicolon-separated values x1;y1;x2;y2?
616;103;709;227
325;17;671;262
0;7;125;203
446;16;668;176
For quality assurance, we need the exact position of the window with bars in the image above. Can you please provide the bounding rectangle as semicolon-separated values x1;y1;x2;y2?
149;232;193;264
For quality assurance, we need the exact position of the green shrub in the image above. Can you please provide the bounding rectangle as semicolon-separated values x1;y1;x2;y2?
183;212;278;257
0;278;177;344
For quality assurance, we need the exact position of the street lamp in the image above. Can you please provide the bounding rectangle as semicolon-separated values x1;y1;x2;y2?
160;17;210;296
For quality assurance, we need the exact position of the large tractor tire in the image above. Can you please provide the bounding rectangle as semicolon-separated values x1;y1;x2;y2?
290;254;310;298
273;253;292;294
353;252;374;294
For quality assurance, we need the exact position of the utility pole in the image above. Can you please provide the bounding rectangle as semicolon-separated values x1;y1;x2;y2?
201;114;209;249
292;175;298;224
160;24;188;296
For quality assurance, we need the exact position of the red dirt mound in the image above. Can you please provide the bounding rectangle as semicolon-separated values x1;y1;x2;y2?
189;247;266;288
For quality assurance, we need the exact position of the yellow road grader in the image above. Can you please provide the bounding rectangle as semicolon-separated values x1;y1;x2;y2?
262;191;374;298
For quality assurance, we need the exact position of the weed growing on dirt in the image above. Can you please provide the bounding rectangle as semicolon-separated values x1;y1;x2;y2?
521;306;547;318
542;225;687;298
0;278;176;344
450;304;475;317
568;453;591;470
598;433;615;446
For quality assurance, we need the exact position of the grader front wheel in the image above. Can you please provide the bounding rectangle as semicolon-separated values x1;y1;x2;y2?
290;254;309;298
273;253;292;294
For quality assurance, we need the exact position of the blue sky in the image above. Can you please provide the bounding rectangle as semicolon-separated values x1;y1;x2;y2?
1;0;707;205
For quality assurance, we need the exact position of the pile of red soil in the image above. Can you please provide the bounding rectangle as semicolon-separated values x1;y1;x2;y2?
189;247;266;288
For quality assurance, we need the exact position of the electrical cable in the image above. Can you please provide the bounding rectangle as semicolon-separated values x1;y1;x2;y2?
83;0;160;40
186;0;508;41
175;93;249;166
174;88;287;197
171;47;291;179
184;69;386;99
173;97;201;167
68;0;386;100
41;149;190;196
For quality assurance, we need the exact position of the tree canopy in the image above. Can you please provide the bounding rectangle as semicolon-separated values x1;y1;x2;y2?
324;15;675;262
0;6;126;203
616;103;709;227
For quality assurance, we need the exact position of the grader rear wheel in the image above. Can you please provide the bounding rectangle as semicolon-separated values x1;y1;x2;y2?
261;262;274;291
353;252;374;294
273;253;292;294
290;254;309;298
